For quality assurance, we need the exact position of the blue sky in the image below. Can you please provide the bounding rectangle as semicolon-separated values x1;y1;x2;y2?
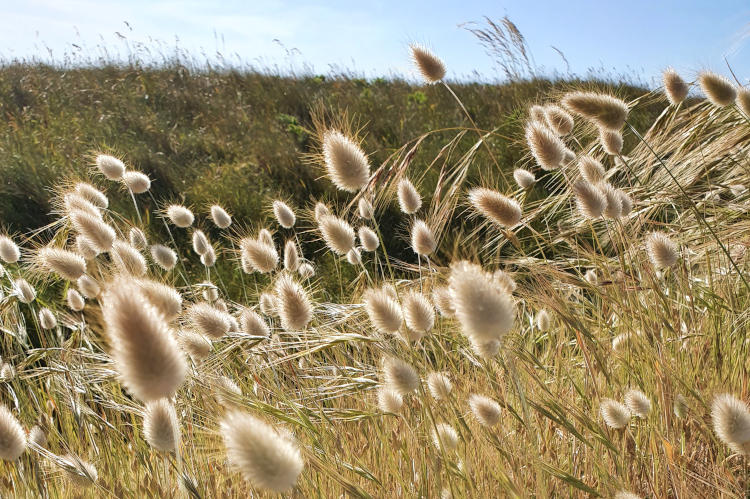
1;0;749;85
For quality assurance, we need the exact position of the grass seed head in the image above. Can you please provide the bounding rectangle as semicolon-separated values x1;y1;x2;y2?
469;188;522;227
410;44;446;83
397;178;422;214
525;122;565;170
37;247;87;280
624;389;651;418
698;71;737;107
95;154;125;180
273;200;296;228
150;244;178;271
513;168;536;189
561;91;629;130
469;394;502;427
166;204;194;228
543;105;575;135
210;204;232;229
129;227;148;250
220;411;304;493
123;171;151;193
411;220;437;256
427;372;453;401
382;356;420;395
322;130;370;192
646;232;679;269
663;68;689;105
0;405;26;460
144;399;179;453
318;215;356;255
712;394;750;455
572;180;607;219
600;399;631;429
364;287;403;335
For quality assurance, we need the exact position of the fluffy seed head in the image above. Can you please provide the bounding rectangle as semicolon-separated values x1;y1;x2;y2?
599;183;623;219
179;331;211;362
0;405;26;460
28;425;46;448
144;399;179;453
410;44;446;83
0;236;20;264
449;261;515;345
535;309;551;331
70;211;116;253
525;122;565;170
201;282;219;302
96;154;126;180
240;309;270;337
274;274;313;331
150;244;178;270
64;193;102;219
111;240;147;276
572;180;607;219
200;246;216;267
561;92;629;130
188;302;231;339
397;178;422;214
377;387;403;413
712;394;750;454
493;270;517;294
346;248;361;265
738;88;750;117
469;188;522;227
358;226;379;252
192;230;210;256
76;236;99;260
529;104;546;123
210;205;232;229
513;169;536;189
318;215;355;255
37;247;86;280
646;232;679;269
67;289;85;311
600;399;631;429
624;389;651;418
129;228;148;250
137;279;182;321
123;171;151;193
358;197;374;219
699;71;737;107
14;278;36;303
364;288;403;335
411;220;437;256
578;156;606;184
313;202;330;222
432;423;459;453
382;356;420;395
322;130;370;192
543;105;574;135
284;240;300;272
663;68;689;105
102;279;187;401
469;394;502;427
77;274;100;299
298;263;315;279
403;291;434;338
432;286;455;317
221;411;304;493
75;182;108;209
259;293;277;316
427;372;452;400
273;201;296;228
240;238;278;274
618;189;633;216
38;308;57;329
166;205;194;228
599;128;623;155
614;492;641;499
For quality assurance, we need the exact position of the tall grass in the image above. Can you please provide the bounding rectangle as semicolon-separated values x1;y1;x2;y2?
0;39;749;499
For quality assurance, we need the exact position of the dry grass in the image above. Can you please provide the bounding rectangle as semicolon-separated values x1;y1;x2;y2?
0;46;749;499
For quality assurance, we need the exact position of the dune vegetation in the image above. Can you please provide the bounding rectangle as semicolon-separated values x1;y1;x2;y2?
1;30;750;499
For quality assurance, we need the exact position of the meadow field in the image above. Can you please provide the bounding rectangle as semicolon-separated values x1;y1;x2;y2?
0;32;749;498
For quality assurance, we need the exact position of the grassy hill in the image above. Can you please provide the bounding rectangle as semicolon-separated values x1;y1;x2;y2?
0;64;658;234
